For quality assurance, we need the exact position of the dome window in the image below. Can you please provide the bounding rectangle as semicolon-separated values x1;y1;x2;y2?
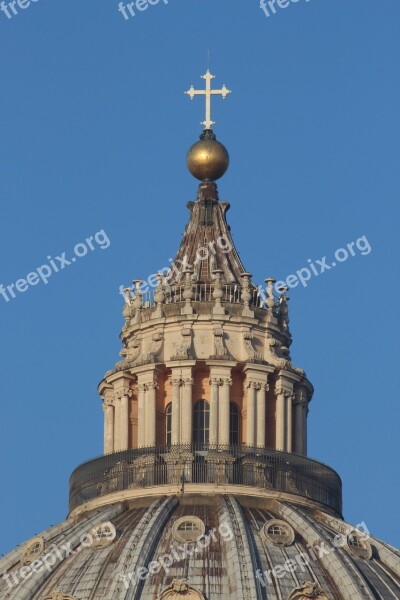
22;537;45;565
90;521;117;548
346;533;372;560
263;519;295;547
172;516;205;543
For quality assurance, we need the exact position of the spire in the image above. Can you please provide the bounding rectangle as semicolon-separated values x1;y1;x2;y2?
168;181;248;285
170;70;243;283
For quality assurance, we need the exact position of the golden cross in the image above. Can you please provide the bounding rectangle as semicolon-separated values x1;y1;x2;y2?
185;70;231;130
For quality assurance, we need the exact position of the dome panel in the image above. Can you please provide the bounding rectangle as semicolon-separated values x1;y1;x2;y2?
1;498;400;600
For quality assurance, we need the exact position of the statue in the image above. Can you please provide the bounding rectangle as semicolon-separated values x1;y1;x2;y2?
288;581;328;599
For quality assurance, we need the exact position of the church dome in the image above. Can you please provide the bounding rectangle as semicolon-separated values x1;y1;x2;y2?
1;495;399;599
1;71;399;600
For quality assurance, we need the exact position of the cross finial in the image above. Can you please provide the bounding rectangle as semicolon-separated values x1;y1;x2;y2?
185;70;231;130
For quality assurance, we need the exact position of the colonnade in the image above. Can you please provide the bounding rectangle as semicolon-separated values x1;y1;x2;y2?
100;364;311;455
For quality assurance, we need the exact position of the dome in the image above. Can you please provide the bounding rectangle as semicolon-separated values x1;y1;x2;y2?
186;130;229;181
1;495;399;599
2;71;398;600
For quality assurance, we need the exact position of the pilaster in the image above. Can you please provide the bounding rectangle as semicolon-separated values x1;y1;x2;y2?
207;362;235;446
101;385;115;454
132;365;160;448
113;376;133;452
243;364;273;447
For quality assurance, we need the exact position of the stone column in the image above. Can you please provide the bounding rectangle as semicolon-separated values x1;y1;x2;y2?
106;374;133;452
121;391;130;450
256;383;268;447
303;403;309;456
244;366;273;448
275;389;286;451
137;383;146;448
103;400;114;454
113;388;131;452
219;377;232;446
246;382;257;447
286;391;294;453
171;377;181;445
294;386;309;455
146;382;158;447
209;378;221;446
113;395;122;451
294;397;303;454
181;377;194;445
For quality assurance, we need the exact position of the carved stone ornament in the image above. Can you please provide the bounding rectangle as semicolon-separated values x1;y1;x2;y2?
210;326;231;360
116;337;141;371
172;327;193;360
243;331;264;362
135;332;164;366
44;592;75;600
90;521;117;548
288;581;328;600
21;537;45;566
158;579;205;599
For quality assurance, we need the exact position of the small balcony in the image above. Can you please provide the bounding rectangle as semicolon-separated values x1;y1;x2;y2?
69;445;342;516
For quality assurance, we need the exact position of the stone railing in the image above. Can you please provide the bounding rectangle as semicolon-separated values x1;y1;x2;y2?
140;284;266;310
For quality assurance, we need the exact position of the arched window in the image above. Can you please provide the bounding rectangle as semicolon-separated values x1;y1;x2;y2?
230;403;240;445
165;403;172;446
193;400;210;447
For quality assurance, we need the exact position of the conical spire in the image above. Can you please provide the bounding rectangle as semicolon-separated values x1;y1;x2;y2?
168;180;248;285
168;71;246;285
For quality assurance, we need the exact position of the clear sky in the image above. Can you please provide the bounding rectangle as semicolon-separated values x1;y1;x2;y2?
0;0;399;555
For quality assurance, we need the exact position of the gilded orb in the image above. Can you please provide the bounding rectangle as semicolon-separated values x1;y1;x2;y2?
187;130;229;181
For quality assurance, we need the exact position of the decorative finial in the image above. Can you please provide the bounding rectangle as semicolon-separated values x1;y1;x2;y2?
185;70;231;130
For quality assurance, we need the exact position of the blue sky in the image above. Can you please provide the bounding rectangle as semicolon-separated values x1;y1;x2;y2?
0;0;399;555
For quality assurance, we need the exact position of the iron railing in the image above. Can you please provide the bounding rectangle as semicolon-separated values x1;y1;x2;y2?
69;444;342;515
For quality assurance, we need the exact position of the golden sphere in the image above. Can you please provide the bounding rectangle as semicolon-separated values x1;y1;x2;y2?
187;132;229;181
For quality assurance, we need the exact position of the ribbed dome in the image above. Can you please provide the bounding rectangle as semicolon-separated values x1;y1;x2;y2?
1;495;399;600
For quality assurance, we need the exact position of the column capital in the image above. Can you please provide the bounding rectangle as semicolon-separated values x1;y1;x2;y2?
247;381;262;390
221;377;232;386
182;377;194;387
146;382;159;391
135;366;159;394
102;399;114;412
294;382;312;404
294;387;309;405
276;388;295;401
100;384;114;403
114;387;133;400
170;378;183;387
243;365;272;392
209;377;223;387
